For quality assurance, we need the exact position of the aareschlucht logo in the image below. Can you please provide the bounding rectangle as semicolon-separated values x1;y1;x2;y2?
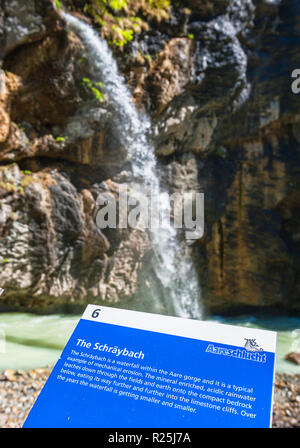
244;338;264;352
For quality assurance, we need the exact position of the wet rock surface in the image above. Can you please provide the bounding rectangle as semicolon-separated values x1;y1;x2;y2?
285;352;300;366
0;0;151;312
0;369;298;428
0;0;299;314
152;0;300;313
0;163;151;312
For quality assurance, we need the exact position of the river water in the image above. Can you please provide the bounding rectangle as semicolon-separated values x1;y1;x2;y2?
0;311;299;374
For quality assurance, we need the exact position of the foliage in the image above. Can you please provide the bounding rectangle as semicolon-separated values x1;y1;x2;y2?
216;147;228;159
56;136;69;142
81;77;104;102
83;0;170;47
17;123;25;131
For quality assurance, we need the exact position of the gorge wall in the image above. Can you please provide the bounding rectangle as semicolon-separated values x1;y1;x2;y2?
0;0;299;314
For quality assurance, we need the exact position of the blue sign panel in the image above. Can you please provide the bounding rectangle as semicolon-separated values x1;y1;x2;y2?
24;305;277;428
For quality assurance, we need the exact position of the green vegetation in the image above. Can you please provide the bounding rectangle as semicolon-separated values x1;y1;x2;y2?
0;180;17;193
0;165;34;195
55;0;62;10
81;77;104;102
144;53;152;63
20;174;34;188
55;136;69;142
17;123;25;131
83;0;170;47
216;147;228;159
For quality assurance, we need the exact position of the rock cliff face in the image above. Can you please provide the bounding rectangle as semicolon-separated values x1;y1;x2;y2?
0;0;299;314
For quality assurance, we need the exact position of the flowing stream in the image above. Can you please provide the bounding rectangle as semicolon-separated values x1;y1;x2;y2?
0;312;299;374
62;12;202;319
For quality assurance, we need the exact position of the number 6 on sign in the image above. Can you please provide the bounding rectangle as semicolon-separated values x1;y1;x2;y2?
91;308;101;319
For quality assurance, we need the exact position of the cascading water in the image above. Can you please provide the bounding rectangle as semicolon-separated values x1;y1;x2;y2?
63;11;202;319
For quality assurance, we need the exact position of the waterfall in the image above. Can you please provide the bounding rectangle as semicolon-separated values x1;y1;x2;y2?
63;11;202;319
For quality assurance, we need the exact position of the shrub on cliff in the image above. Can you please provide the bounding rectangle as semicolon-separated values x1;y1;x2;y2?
83;0;170;47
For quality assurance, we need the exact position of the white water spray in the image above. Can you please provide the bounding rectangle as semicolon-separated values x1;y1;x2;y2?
63;11;202;319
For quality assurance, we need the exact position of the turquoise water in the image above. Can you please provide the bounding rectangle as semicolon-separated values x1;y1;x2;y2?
0;312;299;374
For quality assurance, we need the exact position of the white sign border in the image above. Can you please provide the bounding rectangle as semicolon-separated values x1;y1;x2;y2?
82;304;277;353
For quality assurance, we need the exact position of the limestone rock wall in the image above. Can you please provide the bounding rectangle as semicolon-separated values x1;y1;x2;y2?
0;0;299;313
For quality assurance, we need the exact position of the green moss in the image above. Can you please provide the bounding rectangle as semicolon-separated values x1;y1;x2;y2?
20;175;34;188
0;181;17;193
0;165;34;194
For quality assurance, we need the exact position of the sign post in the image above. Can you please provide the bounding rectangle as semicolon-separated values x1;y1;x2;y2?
24;304;277;428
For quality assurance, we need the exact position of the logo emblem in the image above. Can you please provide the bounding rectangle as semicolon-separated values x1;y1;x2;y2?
244;338;264;352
